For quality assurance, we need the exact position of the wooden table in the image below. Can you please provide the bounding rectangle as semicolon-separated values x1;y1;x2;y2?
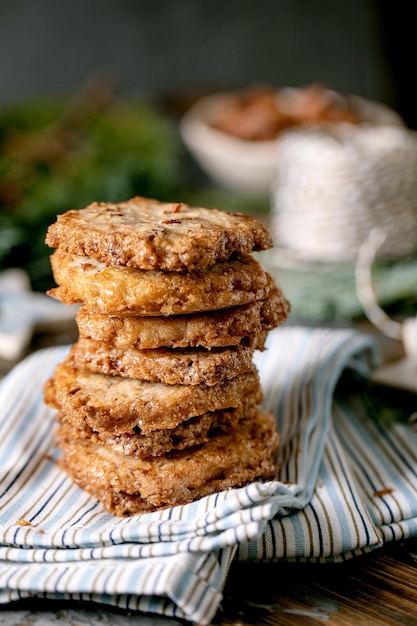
218;539;417;625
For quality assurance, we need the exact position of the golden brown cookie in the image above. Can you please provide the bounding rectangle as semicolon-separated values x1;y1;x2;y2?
44;362;262;434
56;400;259;459
45;197;272;271
47;249;273;315
75;281;289;349
56;409;279;515
67;338;256;386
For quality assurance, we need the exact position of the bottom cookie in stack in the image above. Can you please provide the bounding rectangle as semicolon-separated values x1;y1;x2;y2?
56;409;279;516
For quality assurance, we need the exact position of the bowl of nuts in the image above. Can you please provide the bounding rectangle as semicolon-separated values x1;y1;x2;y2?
180;83;403;196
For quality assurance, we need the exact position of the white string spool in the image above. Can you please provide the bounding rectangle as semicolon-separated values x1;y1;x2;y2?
271;125;417;262
355;228;417;394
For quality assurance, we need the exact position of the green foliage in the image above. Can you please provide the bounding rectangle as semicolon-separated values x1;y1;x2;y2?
0;94;184;290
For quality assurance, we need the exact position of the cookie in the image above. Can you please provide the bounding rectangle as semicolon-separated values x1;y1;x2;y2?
56;400;258;459
67;338;256;386
44;362;262;435
75;281;289;349
45;196;273;271
56;409;279;515
48;249;273;316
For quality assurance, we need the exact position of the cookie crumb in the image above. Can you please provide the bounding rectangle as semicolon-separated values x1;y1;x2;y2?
16;518;32;527
373;487;394;497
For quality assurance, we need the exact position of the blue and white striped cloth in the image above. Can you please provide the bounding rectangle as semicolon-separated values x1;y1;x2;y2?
0;326;416;625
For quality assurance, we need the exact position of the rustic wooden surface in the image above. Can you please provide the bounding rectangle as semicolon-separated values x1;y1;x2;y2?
218;539;417;625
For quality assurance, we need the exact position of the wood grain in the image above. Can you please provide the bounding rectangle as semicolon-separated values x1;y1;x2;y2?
216;539;417;625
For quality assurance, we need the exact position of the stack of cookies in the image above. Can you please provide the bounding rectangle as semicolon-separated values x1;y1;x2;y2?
43;197;290;516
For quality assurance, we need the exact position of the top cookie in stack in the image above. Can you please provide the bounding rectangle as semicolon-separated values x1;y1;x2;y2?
45;196;274;271
43;196;290;516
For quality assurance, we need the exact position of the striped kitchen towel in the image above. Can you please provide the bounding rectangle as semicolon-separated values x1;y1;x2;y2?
0;326;416;624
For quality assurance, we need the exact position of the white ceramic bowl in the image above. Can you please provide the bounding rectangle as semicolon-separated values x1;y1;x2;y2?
179;89;403;196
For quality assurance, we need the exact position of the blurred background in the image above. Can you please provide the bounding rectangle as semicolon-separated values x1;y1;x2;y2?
0;0;412;118
0;0;415;351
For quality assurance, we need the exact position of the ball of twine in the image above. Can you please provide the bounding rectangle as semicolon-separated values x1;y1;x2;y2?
271;125;417;262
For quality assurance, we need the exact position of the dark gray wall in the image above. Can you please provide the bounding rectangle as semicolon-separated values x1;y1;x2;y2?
0;1;404;117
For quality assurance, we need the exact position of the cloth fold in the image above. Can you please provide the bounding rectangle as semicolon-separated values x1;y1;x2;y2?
0;326;416;624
